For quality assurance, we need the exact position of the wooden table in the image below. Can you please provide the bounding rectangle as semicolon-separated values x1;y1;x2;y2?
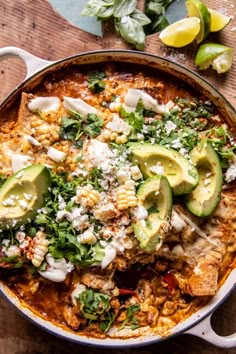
0;1;235;353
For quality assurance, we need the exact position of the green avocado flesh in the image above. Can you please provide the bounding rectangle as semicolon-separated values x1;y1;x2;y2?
0;164;51;229
130;143;199;195
133;175;172;252
185;142;223;217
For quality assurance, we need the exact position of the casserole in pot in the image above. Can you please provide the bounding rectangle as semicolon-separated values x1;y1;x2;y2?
0;47;235;347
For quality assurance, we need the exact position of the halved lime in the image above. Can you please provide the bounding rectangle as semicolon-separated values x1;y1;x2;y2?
195;43;233;73
186;0;211;43
159;17;200;48
209;9;231;32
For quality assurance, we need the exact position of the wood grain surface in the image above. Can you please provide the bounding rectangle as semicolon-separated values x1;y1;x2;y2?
0;0;235;353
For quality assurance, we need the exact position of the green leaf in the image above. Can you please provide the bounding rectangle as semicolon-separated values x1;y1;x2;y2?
79;289;110;320
144;0;174;35
113;0;137;17
115;16;146;50
81;0;114;19
130;8;151;26
84;113;104;137
119;304;140;330
87;71;107;93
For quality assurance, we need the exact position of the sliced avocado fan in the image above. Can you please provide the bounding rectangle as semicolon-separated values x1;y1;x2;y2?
0;164;51;229
130;143;199;195
133;175;172;252
185;141;223;217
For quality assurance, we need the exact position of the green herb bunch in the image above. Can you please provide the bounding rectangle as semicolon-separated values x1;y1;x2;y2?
81;0;151;50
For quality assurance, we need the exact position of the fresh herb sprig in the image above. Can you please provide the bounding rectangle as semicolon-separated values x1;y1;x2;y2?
81;0;151;50
60;111;104;144
144;0;174;35
78;289;115;332
87;71;107;93
119;304;140;330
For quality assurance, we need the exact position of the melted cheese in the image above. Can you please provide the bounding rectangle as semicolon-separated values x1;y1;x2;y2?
28;97;60;112
63;96;97;118
123;89;167;114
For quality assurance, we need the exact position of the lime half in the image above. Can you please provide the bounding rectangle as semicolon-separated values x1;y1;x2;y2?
195;43;233;73
186;0;211;43
209;9;231;32
159;17;200;48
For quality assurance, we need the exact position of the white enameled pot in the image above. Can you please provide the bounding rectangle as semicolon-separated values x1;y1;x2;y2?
0;47;235;348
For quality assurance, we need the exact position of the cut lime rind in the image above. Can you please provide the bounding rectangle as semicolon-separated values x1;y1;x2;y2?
195;43;233;73
186;0;211;43
209;8;231;32
159;17;200;48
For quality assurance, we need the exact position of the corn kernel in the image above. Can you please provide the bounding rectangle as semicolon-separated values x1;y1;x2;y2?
110;132;118;141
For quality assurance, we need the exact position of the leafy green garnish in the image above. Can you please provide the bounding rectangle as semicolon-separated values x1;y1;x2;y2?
0;175;7;188
120;99;144;135
144;0;174;35
81;0;114;19
147;205;159;215
79;289;110;320
119;304;140;330
84;113;104;137
81;0;150;50
60;111;103;143
87;71;107;93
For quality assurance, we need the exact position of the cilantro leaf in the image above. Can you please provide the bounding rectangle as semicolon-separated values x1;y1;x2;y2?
87;71;107;93
119;304;140;330
84;113;104;137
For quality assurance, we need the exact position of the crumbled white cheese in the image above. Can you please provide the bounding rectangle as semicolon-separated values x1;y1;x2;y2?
28;96;60;112
179;148;189;158
171;210;186;232
171;138;183;149
123;89;167;114
3;245;20;257
85;139;115;172
133;205;148;220
23;193;33;201
47;147;66;163
11;154;33;173
165;121;177;136
38;254;74;282
204;178;211;186
63;96;97;118
150;162;165;175
107;114;131;135
225;157;236;183
2;196;17;207
19;200;28;210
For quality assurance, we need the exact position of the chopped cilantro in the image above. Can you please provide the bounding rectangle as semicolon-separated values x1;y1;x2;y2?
60;112;103;142
87;71;106;93
119;304;140;330
147;205;159;215
79;289;110;320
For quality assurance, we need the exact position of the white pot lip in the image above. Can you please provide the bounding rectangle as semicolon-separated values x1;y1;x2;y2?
0;269;235;347
0;48;235;347
1;49;235;116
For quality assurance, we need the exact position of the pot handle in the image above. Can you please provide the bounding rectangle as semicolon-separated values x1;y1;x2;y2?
185;311;236;348
0;46;54;78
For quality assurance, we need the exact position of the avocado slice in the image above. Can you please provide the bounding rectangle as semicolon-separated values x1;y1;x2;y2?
129;143;199;195
133;175;172;252
185;141;223;217
0;164;51;229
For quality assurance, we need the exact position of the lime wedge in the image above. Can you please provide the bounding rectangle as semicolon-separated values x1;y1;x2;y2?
159;17;200;48
186;0;211;43
195;43;233;73
209;9;231;32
